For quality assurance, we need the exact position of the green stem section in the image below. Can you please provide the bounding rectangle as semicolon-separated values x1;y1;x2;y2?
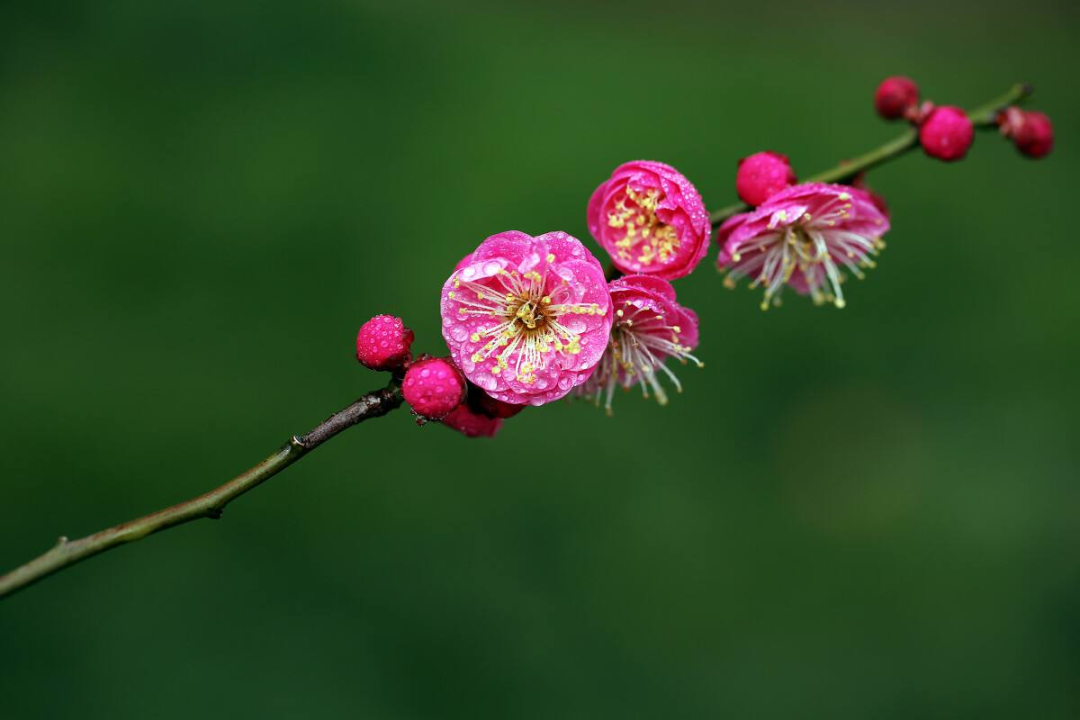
709;82;1033;226
0;382;403;600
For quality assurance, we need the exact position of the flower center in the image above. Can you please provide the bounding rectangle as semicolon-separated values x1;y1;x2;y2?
607;187;680;266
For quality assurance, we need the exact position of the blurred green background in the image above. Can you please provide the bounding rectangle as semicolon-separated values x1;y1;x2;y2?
1;0;1077;717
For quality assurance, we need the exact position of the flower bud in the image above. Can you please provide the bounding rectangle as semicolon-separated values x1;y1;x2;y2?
355;315;414;371
874;76;919;120
735;151;797;207
919;106;974;162
1012;110;1054;159
441;403;503;438
403;356;467;421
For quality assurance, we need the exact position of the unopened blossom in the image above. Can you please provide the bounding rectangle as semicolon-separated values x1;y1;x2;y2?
355;314;414;371
587;160;710;279
441;230;613;406
736;151;797;206
577;275;701;414
441;402;503;438
999;107;1054;159
402;356;467;420
873;76;920;120
919;106;974;162
717;183;890;310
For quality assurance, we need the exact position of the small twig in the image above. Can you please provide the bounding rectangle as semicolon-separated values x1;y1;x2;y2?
709;82;1033;227
0;382;404;600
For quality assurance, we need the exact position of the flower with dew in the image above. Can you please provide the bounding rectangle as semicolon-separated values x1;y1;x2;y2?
716;182;890;310
587;160;710;280
577;275;702;415
441;230;613;406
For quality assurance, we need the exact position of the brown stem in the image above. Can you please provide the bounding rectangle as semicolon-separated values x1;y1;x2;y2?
0;382;404;600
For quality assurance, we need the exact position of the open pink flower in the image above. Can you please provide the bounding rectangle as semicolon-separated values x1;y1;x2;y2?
577;275;701;414
717;182;889;309
441;230;613;406
587;160;710;279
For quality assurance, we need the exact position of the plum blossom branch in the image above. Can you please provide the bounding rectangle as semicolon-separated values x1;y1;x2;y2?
1;79;1050;601
0;382;403;599
708;82;1034;226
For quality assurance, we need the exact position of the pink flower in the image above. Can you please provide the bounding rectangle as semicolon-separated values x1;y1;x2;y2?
587;160;710;279
441;230;613;406
717;182;890;309
577;275;701;414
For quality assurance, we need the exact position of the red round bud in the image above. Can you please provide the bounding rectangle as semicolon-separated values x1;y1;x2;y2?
874;76;920;120
919;106;974;162
735;151;797;207
356;315;414;371
402;356;467;420
441;403;503;438
1013;110;1053;159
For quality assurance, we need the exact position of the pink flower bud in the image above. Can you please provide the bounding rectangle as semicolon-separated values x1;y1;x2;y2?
402;356;467;420
735;151;797;207
355;315;414;371
1013;110;1054;159
874;76;920;120
919;106;974;162
441;403;503;438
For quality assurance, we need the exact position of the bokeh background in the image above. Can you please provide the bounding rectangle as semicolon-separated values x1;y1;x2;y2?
1;0;1077;717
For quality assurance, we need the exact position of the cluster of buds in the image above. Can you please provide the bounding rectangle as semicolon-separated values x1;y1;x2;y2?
351;76;1053;437
355;314;512;437
875;76;1054;161
875;76;974;161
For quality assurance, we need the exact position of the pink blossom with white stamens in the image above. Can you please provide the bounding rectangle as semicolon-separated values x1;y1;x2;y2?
577;275;701;414
441;230;613;406
717;182;890;310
